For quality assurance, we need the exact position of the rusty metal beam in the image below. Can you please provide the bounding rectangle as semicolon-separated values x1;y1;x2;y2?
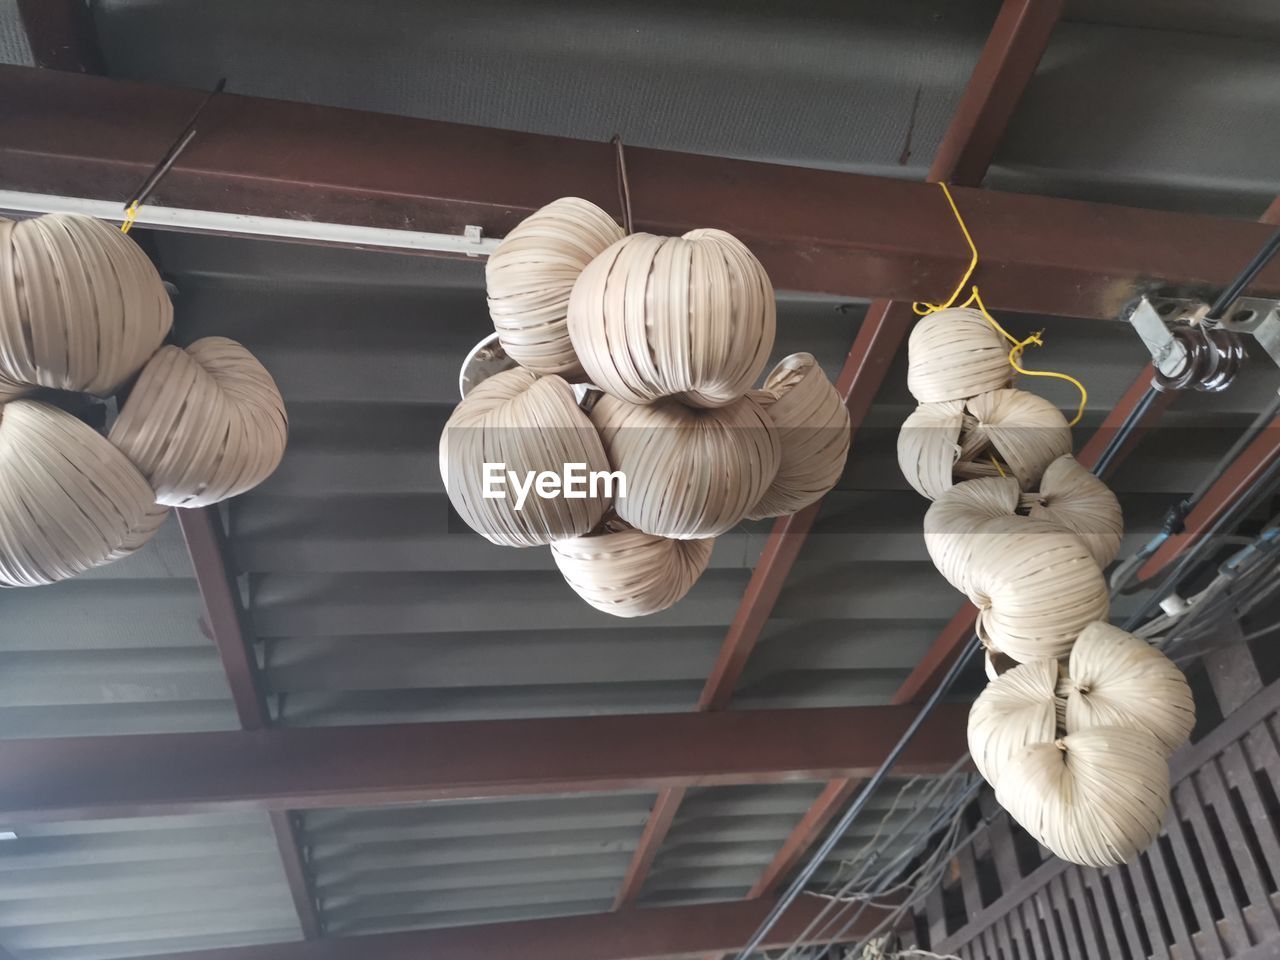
15;0;104;74
0;704;969;823
4;66;1280;318
178;509;270;730
747;778;861;899
613;786;687;909
106;896;891;960
178;509;321;937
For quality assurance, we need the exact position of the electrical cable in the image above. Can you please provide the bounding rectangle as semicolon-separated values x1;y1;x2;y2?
1205;228;1280;322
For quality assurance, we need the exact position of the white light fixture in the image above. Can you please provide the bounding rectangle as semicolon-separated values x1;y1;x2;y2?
0;190;498;258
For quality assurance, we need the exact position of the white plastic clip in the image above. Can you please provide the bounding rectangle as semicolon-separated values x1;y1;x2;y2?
463;224;484;257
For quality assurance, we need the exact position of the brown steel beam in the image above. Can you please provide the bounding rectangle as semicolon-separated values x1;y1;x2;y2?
15;0;105;74
111;896;890;960
0;704;969;823
747;778;861;899
613;786;687;909
178;509;322;937
4;66;1280;318
178;509;270;730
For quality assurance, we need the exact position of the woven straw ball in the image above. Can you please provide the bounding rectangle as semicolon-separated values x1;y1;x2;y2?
898;388;1073;500
440;367;611;547
0;214;172;397
568;228;776;407
906;308;1011;403
485;198;625;377
1023;455;1124;568
590;392;780;539
109;337;288;508
1060;621;1195;755
0;400;167;586
746;353;850;519
922;476;1020;595
968;515;1110;662
551;518;714;617
996;726;1171;867
967;658;1063;786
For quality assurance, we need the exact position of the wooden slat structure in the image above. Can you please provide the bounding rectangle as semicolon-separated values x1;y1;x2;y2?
921;649;1280;960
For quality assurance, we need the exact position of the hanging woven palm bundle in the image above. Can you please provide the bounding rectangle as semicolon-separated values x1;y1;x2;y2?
550;517;714;617
0;401;168;586
485;198;625;377
1059;621;1195;755
967;516;1110;662
954;388;1073;489
922;476;1020;594
1022;454;1124;568
440;367;611;547
0;214;172;397
589;392;780;539
967;658;1063;786
898;388;1072;501
906;307;1011;403
746;353;850;519
568;228;775;407
996;726;1171;868
109;337;289;508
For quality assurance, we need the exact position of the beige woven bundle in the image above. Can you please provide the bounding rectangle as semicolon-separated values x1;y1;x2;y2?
440;367;610;547
746;353;850;519
996;726;1171;867
968;517;1110;662
109;337;288;508
1023;455;1124;568
0;214;172;397
590;392;779;539
906;308;1011;403
922;477;1020;594
568;228;775;407
899;389;1071;501
897;400;964;500
550;518;714;617
967;658;1063;786
0;401;167;586
954;389;1073;490
485;198;625;377
1060;621;1195;755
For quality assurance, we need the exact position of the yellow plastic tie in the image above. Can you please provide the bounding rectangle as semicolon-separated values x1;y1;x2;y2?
912;182;978;317
989;455;1007;478
120;201;140;235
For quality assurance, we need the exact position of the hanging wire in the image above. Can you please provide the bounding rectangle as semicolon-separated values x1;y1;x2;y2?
119;77;227;234
610;134;635;235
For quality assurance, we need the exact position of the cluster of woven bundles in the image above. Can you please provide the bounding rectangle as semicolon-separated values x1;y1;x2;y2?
0;214;288;587
442;197;851;617
898;308;1194;866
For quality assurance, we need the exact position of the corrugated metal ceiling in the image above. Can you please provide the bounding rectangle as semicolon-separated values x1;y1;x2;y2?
0;0;1278;955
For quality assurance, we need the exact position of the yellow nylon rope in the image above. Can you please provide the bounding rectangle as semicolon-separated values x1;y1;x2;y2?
912;182;1088;427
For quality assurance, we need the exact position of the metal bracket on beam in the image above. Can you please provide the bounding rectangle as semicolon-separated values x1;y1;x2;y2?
1125;295;1275;392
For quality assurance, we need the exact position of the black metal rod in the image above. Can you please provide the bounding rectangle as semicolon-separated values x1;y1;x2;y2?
731;633;982;960
124;77;226;210
1206;227;1280;321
